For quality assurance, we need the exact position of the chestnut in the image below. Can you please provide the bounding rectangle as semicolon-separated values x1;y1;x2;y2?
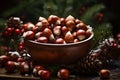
53;26;61;36
38;70;51;79
86;30;92;38
66;20;75;31
76;29;86;40
35;22;42;30
61;26;69;36
72;32;77;38
74;38;79;43
99;69;110;79
23;31;35;40
42;28;52;38
48;15;59;24
55;19;61;26
32;27;39;33
65;15;75;22
57;68;70;79
33;65;45;76
36;20;49;31
38;16;47;22
76;22;87;31
55;38;66;44
5;61;18;73
64;31;74;43
42;28;55;42
60;18;66;26
36;36;48;43
22;15;93;44
75;19;83;24
24;22;35;31
19;61;31;74
0;55;10;67
35;32;43;39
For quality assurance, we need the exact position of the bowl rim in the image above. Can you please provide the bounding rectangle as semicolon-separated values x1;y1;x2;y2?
27;32;94;47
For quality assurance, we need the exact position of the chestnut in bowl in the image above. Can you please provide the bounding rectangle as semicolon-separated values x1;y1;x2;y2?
24;32;94;65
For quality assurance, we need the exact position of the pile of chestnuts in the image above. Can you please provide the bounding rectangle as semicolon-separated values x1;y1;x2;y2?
22;15;93;44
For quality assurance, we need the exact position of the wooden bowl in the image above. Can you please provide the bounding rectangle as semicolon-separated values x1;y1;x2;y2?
24;33;94;65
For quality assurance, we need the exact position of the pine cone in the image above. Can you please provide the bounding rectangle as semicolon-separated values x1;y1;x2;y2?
99;38;120;60
75;52;103;74
6;17;23;28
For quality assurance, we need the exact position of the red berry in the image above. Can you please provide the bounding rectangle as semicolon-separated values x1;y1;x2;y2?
113;43;118;48
4;31;10;37
58;69;70;79
15;29;21;34
38;70;51;79
19;42;24;47
97;13;104;22
18;45;24;51
6;27;13;33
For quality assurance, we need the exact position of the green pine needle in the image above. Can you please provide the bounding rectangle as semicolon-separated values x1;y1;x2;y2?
81;4;105;25
92;23;112;49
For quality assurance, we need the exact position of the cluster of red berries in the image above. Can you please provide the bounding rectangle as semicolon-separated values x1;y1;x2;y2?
2;41;25;52
0;51;70;79
4;17;23;38
22;15;93;44
4;27;23;37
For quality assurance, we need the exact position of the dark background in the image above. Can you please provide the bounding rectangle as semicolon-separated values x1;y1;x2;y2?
0;0;120;35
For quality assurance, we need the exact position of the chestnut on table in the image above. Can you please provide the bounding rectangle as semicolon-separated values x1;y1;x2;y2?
0;68;120;80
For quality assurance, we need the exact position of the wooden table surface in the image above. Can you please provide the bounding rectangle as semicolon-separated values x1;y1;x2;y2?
0;68;120;80
0;60;120;80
